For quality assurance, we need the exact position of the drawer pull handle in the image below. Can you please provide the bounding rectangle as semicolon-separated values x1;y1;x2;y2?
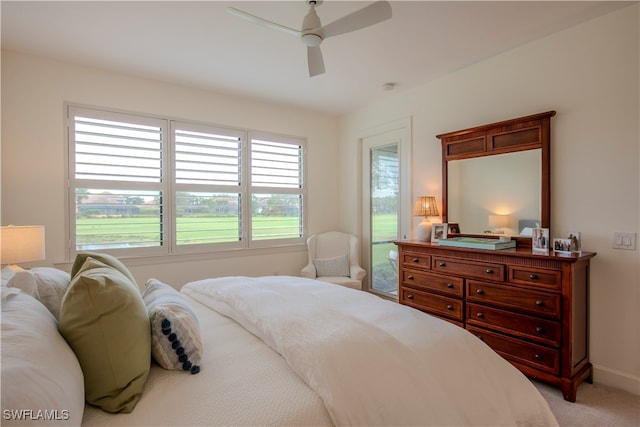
439;262;446;267
476;289;484;295
485;269;494;274
535;300;545;306
407;275;414;280
536;327;544;334
447;283;454;288
413;258;419;263
534;354;542;361
476;312;484;318
529;274;539;280
407;294;414;300
446;305;454;310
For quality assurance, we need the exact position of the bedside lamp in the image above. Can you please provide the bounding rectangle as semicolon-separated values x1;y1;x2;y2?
414;196;439;241
0;225;46;271
488;215;510;234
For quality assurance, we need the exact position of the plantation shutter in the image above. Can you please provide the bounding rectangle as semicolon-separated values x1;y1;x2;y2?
249;134;305;242
68;106;167;255
67;105;307;258
74;116;163;182
172;122;245;249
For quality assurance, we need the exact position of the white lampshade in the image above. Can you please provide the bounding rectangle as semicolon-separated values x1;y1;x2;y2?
488;215;510;228
1;225;46;266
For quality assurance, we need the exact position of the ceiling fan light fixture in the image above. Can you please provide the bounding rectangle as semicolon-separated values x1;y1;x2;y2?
301;33;322;47
228;0;392;77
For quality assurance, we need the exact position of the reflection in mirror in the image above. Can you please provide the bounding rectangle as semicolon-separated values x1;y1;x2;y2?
447;150;541;236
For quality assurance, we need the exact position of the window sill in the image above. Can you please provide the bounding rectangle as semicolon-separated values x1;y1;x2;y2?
54;243;307;270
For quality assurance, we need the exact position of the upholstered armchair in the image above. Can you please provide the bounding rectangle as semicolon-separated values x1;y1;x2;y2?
301;231;366;290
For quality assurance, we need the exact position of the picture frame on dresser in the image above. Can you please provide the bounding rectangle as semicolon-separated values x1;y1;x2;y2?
532;227;550;254
568;232;582;253
553;238;574;254
431;223;447;243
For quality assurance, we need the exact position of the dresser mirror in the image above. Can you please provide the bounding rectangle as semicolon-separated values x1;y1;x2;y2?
437;111;555;243
446;149;541;236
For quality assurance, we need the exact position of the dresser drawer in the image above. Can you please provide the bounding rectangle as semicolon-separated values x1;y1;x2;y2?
432;256;504;282
400;286;463;321
466;280;561;319
467;326;560;375
401;252;431;270
467;303;561;347
508;266;561;290
402;270;464;297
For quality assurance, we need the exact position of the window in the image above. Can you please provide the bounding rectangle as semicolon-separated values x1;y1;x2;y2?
67;105;305;258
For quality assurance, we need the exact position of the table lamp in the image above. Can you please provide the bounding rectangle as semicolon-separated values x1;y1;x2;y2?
414;196;439;241
488;215;511;234
0;225;46;271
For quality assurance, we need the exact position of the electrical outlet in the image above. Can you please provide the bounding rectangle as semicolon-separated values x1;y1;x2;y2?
612;232;637;250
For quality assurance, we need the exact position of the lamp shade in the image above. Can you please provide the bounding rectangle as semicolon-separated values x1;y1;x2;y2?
488;215;510;228
1;225;46;265
414;196;439;218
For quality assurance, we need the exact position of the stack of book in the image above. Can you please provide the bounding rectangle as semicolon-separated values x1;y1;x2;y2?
437;237;516;250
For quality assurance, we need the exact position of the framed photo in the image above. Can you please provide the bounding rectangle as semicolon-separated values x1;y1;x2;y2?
532;228;549;253
448;223;460;234
431;223;448;243
567;232;582;253
553;238;573;254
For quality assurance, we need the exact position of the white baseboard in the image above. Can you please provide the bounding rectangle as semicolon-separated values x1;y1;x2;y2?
592;364;640;395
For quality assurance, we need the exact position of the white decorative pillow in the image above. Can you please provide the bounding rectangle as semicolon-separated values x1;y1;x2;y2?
8;267;71;320
1;288;85;426
143;279;202;374
314;254;350;277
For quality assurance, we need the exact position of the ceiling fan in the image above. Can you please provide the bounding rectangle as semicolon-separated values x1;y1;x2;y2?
227;0;392;77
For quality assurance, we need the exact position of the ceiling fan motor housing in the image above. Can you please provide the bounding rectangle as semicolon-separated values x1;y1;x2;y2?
301;33;322;47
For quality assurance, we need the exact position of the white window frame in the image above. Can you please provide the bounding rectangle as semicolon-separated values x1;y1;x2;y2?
66;104;307;260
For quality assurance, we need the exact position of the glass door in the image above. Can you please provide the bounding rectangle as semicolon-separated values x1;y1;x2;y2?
361;118;410;298
369;144;399;295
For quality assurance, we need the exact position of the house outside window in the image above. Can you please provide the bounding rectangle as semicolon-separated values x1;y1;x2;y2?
66;105;306;259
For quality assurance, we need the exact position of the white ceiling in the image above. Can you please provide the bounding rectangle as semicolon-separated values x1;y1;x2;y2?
1;1;632;115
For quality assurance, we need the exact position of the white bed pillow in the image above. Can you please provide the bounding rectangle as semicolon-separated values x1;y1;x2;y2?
143;279;202;374
1;287;84;426
313;254;350;277
7;267;71;320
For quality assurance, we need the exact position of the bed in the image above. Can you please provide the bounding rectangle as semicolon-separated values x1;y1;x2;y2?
1;253;558;427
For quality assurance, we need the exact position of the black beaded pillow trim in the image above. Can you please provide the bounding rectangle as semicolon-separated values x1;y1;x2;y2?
143;279;203;373
161;318;200;374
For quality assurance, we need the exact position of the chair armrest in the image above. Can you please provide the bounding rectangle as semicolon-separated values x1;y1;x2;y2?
350;265;366;281
301;263;317;279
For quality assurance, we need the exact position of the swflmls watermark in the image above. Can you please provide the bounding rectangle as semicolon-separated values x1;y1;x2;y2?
3;409;70;421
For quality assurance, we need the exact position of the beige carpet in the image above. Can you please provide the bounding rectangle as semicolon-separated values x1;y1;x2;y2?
533;380;640;427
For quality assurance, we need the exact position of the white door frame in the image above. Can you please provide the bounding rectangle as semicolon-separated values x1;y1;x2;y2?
360;117;412;293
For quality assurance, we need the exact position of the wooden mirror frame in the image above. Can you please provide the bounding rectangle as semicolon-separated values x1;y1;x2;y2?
437;111;556;247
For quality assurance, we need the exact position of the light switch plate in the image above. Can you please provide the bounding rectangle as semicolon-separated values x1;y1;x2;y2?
612;232;637;250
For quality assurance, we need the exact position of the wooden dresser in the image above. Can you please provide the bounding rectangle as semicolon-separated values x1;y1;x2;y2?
395;240;595;402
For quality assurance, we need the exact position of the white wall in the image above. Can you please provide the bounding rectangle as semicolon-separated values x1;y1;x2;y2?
1;50;341;286
338;5;639;395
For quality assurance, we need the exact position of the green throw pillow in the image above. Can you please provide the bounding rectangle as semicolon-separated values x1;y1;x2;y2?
59;256;150;413
70;251;138;286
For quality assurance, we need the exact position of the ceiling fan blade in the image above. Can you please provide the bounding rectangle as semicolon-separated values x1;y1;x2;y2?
307;46;325;77
226;7;301;37
318;0;392;39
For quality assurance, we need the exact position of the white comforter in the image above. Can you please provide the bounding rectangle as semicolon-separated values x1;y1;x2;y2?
182;276;558;427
